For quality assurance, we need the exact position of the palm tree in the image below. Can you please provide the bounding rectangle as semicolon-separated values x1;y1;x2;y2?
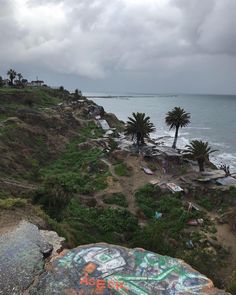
185;140;217;172
17;73;23;82
165;107;190;149
125;112;155;146
0;76;3;87
7;69;17;85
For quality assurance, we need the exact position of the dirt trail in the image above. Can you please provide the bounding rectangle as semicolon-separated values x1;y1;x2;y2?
0;178;38;190
99;155;154;216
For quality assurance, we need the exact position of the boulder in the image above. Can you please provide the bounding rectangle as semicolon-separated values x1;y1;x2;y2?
29;243;229;295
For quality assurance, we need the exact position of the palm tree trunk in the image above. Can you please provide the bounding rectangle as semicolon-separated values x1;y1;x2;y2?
137;132;141;146
141;136;145;145
198;159;205;172
172;126;179;149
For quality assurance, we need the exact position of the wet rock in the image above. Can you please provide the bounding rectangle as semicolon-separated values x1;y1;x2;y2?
28;243;229;295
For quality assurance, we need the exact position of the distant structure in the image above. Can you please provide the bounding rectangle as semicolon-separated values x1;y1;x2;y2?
30;80;44;87
2;79;10;86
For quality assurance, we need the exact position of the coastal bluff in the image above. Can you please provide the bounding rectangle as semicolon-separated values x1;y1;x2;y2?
1;87;235;293
0;221;230;295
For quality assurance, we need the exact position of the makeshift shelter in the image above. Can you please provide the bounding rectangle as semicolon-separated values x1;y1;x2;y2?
167;183;183;193
216;176;236;186
197;170;226;182
98;119;110;131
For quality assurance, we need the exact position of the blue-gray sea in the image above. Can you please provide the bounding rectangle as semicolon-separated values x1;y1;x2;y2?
85;92;236;172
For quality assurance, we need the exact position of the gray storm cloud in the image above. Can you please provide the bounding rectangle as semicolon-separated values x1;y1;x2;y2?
0;0;236;93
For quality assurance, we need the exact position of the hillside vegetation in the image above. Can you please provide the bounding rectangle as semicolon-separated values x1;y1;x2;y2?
0;87;236;293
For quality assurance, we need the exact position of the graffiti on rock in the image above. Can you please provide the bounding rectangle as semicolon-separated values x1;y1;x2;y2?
29;244;225;295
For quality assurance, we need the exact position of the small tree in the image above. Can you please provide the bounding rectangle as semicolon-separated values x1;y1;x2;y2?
220;164;231;177
74;88;82;98
185;140;217;172
17;73;23;82
22;79;28;87
7;69;17;85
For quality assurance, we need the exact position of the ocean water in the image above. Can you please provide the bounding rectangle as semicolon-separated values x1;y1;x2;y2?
85;92;236;172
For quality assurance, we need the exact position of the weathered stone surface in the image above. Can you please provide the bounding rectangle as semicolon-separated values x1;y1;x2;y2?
29;243;229;295
40;230;65;256
0;220;62;295
0;221;45;294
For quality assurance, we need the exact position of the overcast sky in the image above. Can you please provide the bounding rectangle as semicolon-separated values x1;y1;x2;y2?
0;0;236;94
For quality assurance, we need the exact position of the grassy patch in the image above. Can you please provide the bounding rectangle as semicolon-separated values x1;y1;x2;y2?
0;114;9;121
0;198;27;209
103;193;128;207
0;121;17;136
33;136;110;218
135;184;160;218
77;121;104;143
40;143;109;195
133;184;206;254
63;199;138;245
182;248;227;289
114;162;131;176
0;87;66;112
197;197;214;211
229;186;236;198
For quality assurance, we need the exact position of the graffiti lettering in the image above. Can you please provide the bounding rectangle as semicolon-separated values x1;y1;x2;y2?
80;274;129;292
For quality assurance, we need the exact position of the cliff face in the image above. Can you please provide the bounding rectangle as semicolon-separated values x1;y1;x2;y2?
0;221;229;294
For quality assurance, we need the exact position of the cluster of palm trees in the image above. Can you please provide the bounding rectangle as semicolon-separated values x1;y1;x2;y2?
125;107;216;172
0;69;25;87
7;69;25;86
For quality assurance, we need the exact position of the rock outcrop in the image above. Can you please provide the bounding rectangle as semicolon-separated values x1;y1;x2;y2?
29;243;229;295
0;221;64;295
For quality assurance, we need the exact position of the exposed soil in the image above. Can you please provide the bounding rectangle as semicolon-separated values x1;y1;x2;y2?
0;206;47;235
208;211;236;283
97;155;154;216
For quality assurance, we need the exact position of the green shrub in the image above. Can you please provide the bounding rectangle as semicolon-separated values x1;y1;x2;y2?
197;197;213;211
40;145;109;195
114;162;131;176
135;184;160;218
229;186;236;198
182;249;226;289
0;198;27;209
108;138;118;151
103;193;128;207
64;200;138;245
78;122;104;142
